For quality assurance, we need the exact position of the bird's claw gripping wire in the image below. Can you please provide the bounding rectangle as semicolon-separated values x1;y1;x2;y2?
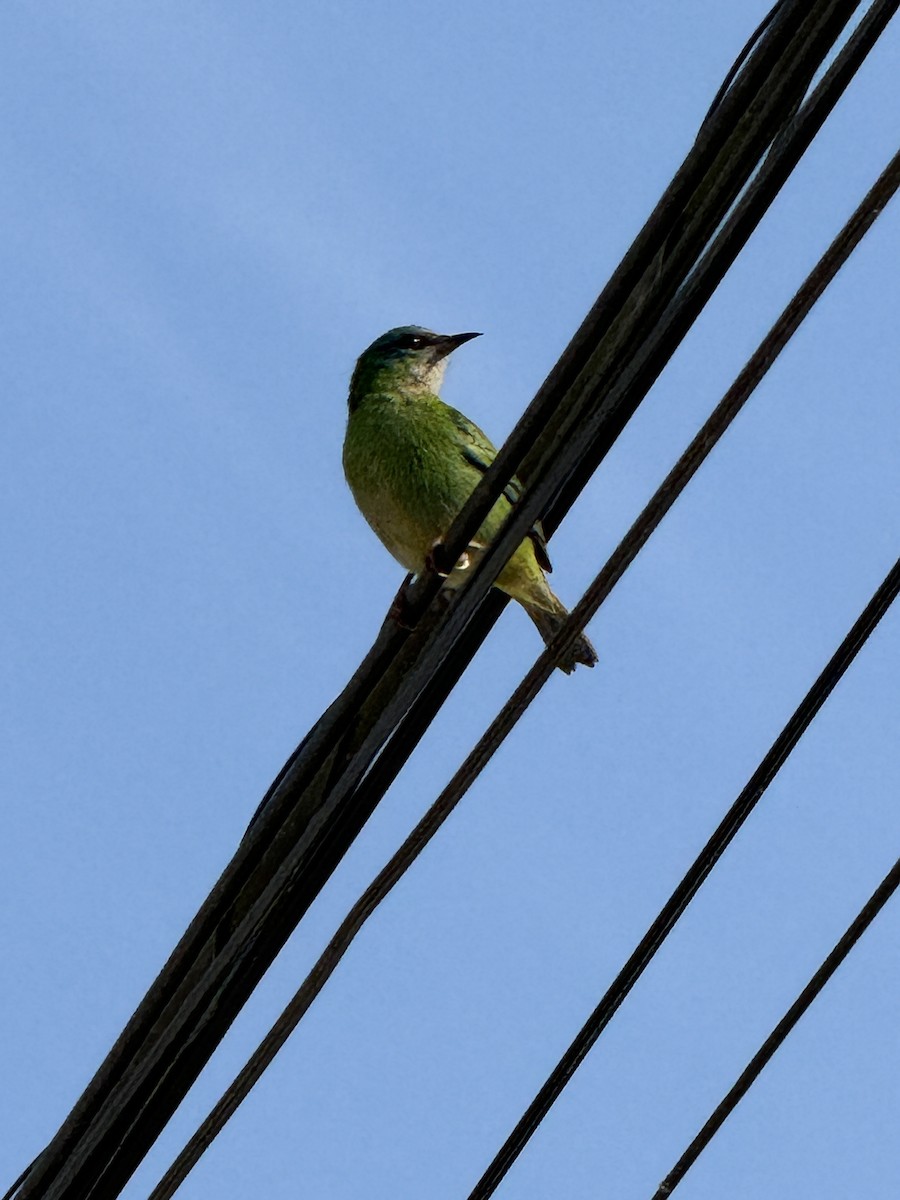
425;539;457;577
426;538;488;579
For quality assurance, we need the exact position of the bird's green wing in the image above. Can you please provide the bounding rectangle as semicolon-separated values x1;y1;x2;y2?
447;406;553;573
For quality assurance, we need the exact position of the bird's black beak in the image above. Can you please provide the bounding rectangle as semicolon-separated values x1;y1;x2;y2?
435;331;482;359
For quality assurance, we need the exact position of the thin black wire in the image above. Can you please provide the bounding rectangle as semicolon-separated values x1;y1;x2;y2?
700;0;788;126
143;146;900;1200
652;854;900;1198
467;557;900;1200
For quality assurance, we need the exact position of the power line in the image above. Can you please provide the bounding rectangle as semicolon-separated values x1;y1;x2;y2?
465;556;900;1199
652;854;900;1198
9;5;889;1198
144;144;900;1200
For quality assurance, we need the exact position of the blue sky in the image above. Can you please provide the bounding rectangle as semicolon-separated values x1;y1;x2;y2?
2;4;899;1198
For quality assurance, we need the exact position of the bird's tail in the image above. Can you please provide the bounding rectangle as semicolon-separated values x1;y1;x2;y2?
523;593;597;674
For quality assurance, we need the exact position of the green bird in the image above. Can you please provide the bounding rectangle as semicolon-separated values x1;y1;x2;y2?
342;326;597;673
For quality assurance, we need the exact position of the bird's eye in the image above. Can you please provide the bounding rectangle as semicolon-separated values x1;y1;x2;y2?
391;333;426;351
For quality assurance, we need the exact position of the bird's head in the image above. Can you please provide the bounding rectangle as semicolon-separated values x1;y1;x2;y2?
349;326;481;405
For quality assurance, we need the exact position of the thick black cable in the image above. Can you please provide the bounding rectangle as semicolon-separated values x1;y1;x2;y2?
653;854;900;1197
8;7;882;1199
467;557;900;1199
143;147;900;1199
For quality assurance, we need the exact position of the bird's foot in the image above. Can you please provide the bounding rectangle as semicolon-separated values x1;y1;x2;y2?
425;539;456;577
426;539;486;578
